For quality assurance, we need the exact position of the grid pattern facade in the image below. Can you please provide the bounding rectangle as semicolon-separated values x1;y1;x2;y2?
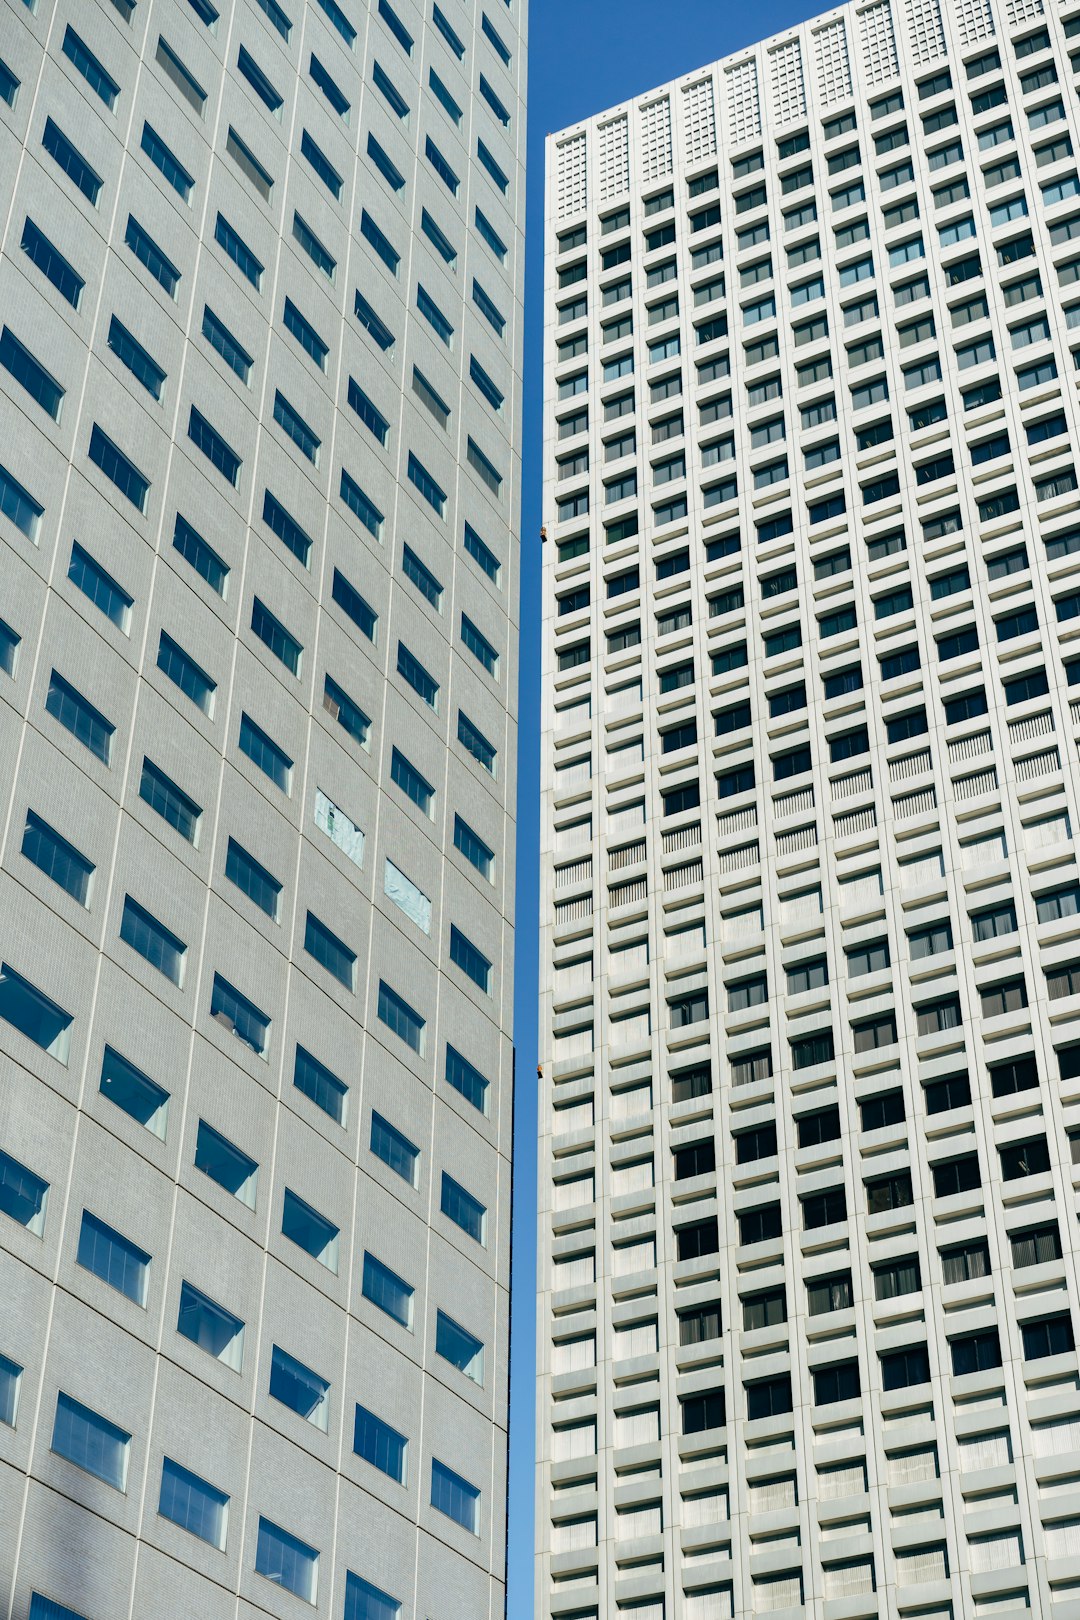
0;0;524;1615
540;1;1080;1618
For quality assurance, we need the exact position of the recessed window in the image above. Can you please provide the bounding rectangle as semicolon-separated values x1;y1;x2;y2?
304;911;356;991
270;1343;330;1431
177;1279;244;1368
436;1310;484;1382
194;1118;257;1207
21;811;94;907
431;1458;480;1534
293;1046;347;1126
238;714;292;795
445;1046;489;1114
362;1251;413;1327
77;1209;150;1305
255;1516;319;1605
370;1111;419;1185
99;1046;169;1137
0;962;71;1064
159;1456;229;1549
209;971;271;1057
353;1405;407;1485
157;630;215;714
281;1187;339;1271
120;895;186;985
0;1144;49;1233
0;1353;22;1428
441;1174;485;1244
52;1392;129;1489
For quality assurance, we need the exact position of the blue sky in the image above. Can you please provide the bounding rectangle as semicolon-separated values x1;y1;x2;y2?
508;1;820;1611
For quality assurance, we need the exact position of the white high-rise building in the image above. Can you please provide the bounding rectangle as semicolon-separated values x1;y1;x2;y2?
0;1;524;1616
539;1;1080;1616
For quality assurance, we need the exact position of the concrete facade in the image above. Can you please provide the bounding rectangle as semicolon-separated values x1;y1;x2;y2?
539;1;1080;1617
0;0;524;1616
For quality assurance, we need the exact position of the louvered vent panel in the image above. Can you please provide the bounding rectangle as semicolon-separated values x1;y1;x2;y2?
769;40;807;125
556;133;587;218
814;20;853;104
598;115;630;201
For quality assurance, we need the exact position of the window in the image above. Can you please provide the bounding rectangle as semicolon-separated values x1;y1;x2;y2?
42;119;102;204
932;1155;981;1198
22;218;85;308
281;1187;339;1272
310;52;349;118
52;1393;128;1490
1022;1316;1075;1361
446;1046;489;1114
454;816;494;881
458;711;496;773
159;1457;229;1549
436;1311;484;1382
97;1047;168;1143
188;406;241;487
77;1210;150;1305
354;1406;407;1485
1000;1137;1051;1181
883;1345;931;1390
363;1251;413;1327
867;1172;913;1213
255;1517;318;1604
173;512;227;596
270;1343;329;1432
1012;1224;1061;1269
941;1239;989;1283
378;981;425;1053
120;896;185;985
808;1274;853;1316
431;1458;480;1535
158;631;215;714
304;912;356;992
0;1354;21;1429
1;328;64;421
21;811;93;906
141;123;193;201
813;1362;860;1406
210;970;270;1057
0;1145;49;1232
88;424;150;511
138;759;200;849
450;925;492;993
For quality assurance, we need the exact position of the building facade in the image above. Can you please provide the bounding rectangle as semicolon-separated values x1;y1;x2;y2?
539;1;1080;1616
0;0;524;1615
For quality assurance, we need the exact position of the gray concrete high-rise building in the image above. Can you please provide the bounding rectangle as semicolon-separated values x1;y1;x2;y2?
0;0;524;1615
539;1;1080;1616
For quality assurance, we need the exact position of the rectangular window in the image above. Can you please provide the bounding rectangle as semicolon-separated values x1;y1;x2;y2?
473;279;506;336
431;1459;480;1534
77;1209;150;1305
370;1111;419;1184
120;896;186;985
281;1187;339;1271
293;1046;347;1125
22;218;85;308
377;980;425;1053
270;1343;329;1431
302;129;342;198
304;911;356;991
209;970;270;1057
454;816;494;880
0;328;64;420
458;711;496;774
310;52;350;118
353;1406;407;1485
140;123;193;201
139;758;200;845
157;37;207;112
42;118;102;204
88;424;149;511
251;595;302;676
157;630;215;714
293;213;335;281
21;811;93;907
224;838;281;921
173;513;227;595
194;1118;257;1206
177;1278;246;1368
52;1393;128;1490
323;676;369;749
390;747;433;814
107;317;166;399
461;614;498;677
0;1353;21;1429
339;469;385;539
255;1518;319;1604
445;1046;489;1113
238;713;292;794
187;407;241;487
441;1174;485;1244
362;1251;413;1327
159;1457;229;1549
214;213;263;289
46;671;114;764
0;1143;50;1230
262;490;311;567
436;1310;484;1382
347;379;389;447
